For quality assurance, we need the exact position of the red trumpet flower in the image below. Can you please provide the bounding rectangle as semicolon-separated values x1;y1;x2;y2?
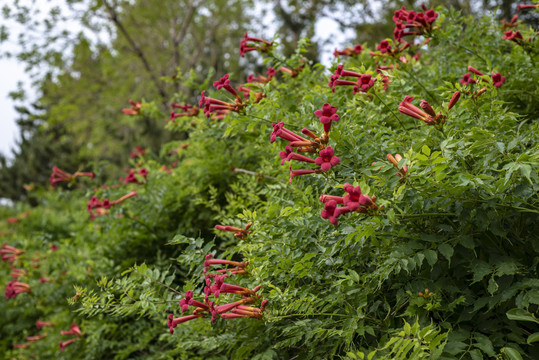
50;166;95;187
122;99;141;115
214;222;252;239
5;280;31;299
239;33;273;57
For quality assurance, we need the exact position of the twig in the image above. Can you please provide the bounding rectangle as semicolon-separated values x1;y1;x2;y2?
233;167;278;181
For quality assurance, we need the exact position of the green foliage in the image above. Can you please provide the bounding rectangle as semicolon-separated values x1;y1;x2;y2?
1;3;539;360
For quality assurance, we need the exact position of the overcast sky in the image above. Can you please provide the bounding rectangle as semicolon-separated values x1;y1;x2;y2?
0;57;27;158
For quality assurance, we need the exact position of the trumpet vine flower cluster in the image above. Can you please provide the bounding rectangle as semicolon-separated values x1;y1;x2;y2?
386;153;409;179
215;222;253;239
392;4;439;42
461;66;505;88
319;184;381;226
239;33;273;57
199;74;250;119
1;243;25;263
247;67;276;84
5;280;31;299
333;44;363;57
86;189;137;219
129;145;147;158
170;103;199;121
329;65;376;94
167;254;266;334
398;91;460;125
123;168;149;185
49;166;95;187
59;323;83;351
121;100;141;115
271;103;341;182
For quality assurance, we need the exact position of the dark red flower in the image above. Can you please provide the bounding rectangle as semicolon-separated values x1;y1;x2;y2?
377;40;392;53
502;30;523;42
491;72;505;87
315;147;340;172
320;200;339;226
460;73;476;85
314;103;340;133
357;74;374;92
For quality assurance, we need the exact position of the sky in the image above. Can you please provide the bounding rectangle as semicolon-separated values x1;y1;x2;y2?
0;56;27;158
0;2;356;161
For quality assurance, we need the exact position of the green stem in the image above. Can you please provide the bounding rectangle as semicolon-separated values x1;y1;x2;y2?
401;68;440;106
270;313;349;320
374;92;406;131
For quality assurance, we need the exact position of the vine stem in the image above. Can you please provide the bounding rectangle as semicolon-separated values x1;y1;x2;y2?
401;67;440;106
373;92;406;131
270;313;349;320
391;213;458;217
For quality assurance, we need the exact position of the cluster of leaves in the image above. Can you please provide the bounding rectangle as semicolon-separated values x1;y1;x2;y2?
1;4;539;360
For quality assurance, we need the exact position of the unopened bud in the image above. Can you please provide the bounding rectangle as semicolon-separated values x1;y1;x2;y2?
420;100;437;117
448;91;461;110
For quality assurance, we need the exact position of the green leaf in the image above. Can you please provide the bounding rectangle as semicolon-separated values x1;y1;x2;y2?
527;332;539;344
519;164;532;184
501;347;523;360
487;277;498;295
422;145;431;156
473;333;495;357
425;250;438;266
438;244;454;264
506;308;539;324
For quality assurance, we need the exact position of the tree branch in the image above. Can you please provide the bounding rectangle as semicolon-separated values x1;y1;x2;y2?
101;0;168;104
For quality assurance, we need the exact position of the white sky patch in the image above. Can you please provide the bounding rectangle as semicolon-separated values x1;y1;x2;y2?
0;58;25;158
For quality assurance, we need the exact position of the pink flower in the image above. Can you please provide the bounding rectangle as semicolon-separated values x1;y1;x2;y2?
320;200;339;226
289;169;320;183
267;67;277;77
60;323;83;337
425;9;438;23
5;280;31;299
460;73;476;85
319;194;344;204
502;30;523;43
333;44;363;57
517;4;539;11
467;66;484;76
491;72;505;87
178;290;193;313
59;338;77;351
377;40;391;53
398;98;430;122
122;100;141;115
315;147;340;172
279;145;294;165
138;168;149;178
286;151;317;164
357;74;374;92
314;103;340;133
36;320;53;330
213;74;241;100
239;33;273;57
343;183;363;211
214;222;252;240
50;166;95;187
270;122;306;143
1;243;25;263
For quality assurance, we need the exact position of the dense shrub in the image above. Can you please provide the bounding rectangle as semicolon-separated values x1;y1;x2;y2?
1;5;538;360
